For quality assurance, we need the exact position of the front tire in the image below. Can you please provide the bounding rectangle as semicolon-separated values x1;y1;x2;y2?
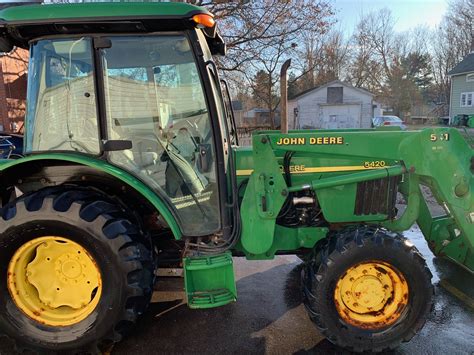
0;187;154;352
302;226;433;353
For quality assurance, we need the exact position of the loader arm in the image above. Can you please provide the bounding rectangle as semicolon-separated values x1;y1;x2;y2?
236;127;473;272
393;128;474;271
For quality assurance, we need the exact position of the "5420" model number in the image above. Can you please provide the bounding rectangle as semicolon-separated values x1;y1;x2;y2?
364;160;386;168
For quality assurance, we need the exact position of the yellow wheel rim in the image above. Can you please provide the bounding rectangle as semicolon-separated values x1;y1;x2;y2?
7;236;102;327
334;261;409;329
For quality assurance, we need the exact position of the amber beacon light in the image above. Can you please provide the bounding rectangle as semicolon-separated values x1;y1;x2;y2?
192;13;215;28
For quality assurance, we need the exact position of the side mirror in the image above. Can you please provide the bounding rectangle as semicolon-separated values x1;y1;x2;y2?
196;143;212;173
103;140;132;151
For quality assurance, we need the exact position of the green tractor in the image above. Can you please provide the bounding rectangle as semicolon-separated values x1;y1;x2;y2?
0;2;472;353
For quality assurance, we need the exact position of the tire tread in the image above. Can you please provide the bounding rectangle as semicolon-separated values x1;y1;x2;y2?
0;186;155;353
302;225;434;353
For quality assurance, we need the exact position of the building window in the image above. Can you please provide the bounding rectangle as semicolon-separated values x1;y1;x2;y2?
467;73;474;82
327;87;343;104
460;92;473;107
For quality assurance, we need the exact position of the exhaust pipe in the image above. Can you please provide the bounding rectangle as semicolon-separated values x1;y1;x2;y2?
280;59;291;134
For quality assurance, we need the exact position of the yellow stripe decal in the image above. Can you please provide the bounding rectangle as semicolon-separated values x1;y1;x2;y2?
236;166;387;176
236;169;254;176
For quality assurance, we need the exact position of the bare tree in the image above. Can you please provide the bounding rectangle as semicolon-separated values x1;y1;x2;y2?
291;28;350;93
346;9;440;117
197;0;333;71
348;9;396;93
356;9;395;81
430;0;473;108
245;30;299;129
197;0;334;128
445;0;473;55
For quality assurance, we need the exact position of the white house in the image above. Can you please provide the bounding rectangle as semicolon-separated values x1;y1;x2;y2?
288;80;382;130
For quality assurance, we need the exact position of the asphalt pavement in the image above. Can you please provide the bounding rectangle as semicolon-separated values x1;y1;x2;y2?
0;225;472;354
114;225;474;355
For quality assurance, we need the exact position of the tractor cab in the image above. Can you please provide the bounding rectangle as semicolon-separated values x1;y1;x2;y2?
0;2;236;237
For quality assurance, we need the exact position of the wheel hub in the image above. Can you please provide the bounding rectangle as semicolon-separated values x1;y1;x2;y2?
59;256;83;279
334;261;409;329
8;237;102;326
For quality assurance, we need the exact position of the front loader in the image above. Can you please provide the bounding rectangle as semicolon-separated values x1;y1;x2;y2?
0;2;471;354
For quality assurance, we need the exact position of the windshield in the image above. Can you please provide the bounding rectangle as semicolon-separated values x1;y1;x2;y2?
26;38;100;154
101;35;220;235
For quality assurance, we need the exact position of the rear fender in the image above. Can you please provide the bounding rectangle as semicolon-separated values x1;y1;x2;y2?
0;153;182;239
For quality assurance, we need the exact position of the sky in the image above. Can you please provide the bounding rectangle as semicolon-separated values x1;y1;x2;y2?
333;0;449;34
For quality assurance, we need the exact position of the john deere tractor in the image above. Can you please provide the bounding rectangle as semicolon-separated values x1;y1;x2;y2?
0;2;472;353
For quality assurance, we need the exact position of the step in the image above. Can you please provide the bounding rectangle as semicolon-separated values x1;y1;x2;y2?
183;252;237;309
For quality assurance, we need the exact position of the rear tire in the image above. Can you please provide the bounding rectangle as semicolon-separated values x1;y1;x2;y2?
302;226;433;353
0;187;154;352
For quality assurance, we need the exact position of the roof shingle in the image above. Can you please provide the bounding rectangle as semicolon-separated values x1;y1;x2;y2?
448;52;474;76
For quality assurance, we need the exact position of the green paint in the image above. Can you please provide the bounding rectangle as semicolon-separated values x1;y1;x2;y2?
382;174;421;231
287;165;405;223
183;252;236;309
235;127;473;272
239;136;288;255
468;116;474;128
0;154;182;239
0;2;207;23
242;226;328;260
0;2;472;317
311;165;405;190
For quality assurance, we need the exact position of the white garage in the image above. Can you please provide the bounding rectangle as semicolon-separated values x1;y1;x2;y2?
320;104;361;129
288;80;381;130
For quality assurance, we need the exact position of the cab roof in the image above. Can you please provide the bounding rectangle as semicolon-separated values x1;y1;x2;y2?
0;2;207;23
0;2;225;54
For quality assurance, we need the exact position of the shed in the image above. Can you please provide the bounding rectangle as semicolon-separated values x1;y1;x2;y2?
288;80;381;130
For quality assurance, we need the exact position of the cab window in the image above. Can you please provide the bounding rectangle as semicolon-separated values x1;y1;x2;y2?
100;35;221;235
